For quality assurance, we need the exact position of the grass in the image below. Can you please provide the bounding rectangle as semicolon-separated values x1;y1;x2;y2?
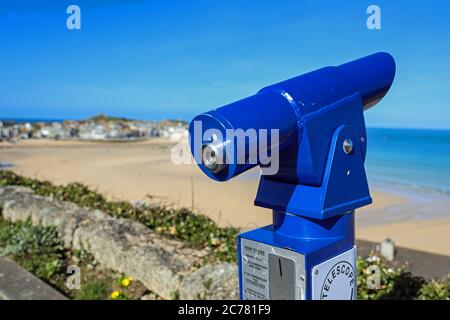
0;209;151;300
74;279;110;300
0;170;238;262
0;215;65;286
0;170;449;300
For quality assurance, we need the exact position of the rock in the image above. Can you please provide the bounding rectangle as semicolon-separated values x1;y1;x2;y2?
0;186;88;248
72;216;201;299
0;186;204;300
179;263;239;300
0;186;239;300
0;258;67;300
140;292;160;300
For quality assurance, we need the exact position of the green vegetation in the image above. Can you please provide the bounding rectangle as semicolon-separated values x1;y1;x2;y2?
417;280;450;300
0;206;150;300
357;255;426;300
0;215;65;284
0;170;238;262
74;279;109;300
357;255;450;300
1;170;449;300
83;114;187;126
86;113;132;123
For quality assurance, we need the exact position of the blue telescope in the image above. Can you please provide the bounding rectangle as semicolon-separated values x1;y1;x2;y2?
189;52;395;300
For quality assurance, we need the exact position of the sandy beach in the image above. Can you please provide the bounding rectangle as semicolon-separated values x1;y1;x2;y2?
1;139;450;256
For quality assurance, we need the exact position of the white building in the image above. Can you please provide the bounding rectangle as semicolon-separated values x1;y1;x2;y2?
170;128;188;142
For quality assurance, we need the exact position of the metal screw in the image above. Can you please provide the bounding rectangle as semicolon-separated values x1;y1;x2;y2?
343;139;353;154
315;269;319;275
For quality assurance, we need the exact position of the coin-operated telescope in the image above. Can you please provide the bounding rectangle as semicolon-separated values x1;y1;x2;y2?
189;52;396;300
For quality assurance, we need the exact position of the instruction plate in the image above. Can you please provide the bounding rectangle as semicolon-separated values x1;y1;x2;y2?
240;238;306;300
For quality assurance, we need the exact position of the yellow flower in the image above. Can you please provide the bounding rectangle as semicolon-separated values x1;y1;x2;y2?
121;278;131;287
111;291;120;299
169;226;177;235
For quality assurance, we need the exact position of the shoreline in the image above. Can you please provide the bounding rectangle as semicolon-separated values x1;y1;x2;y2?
359;181;450;228
1;139;450;256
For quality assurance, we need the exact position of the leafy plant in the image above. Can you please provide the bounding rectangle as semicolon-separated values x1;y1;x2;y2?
75;278;110;300
357;255;428;300
0;206;149;300
72;245;96;266
2;171;450;300
0;170;238;262
170;290;180;300
0;215;64;281
418;280;450;300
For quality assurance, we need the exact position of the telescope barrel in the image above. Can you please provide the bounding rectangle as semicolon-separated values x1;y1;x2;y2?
188;53;397;300
189;52;396;181
338;52;396;110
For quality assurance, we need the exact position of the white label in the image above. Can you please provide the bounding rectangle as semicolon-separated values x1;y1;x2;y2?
312;246;357;300
240;238;306;300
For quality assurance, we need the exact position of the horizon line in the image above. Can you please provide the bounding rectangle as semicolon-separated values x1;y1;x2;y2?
1;116;449;131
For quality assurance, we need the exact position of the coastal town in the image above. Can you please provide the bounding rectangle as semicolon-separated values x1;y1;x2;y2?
0;114;188;143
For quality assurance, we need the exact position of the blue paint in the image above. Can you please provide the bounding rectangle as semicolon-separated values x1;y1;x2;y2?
238;212;355;299
189;53;396;299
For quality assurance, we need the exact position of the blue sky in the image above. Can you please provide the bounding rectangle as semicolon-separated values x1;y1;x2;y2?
0;0;449;129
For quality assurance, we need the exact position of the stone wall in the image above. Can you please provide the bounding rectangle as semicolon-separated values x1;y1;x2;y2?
0;186;238;300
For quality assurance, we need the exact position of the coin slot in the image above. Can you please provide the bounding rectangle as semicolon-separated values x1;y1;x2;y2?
268;254;296;300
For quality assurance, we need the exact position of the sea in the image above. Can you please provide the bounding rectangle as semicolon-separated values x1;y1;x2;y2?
0;118;66;123
2;118;449;194
366;128;450;196
1;120;449;222
238;127;450;222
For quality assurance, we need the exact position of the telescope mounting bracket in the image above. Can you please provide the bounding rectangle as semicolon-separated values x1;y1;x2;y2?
254;93;372;220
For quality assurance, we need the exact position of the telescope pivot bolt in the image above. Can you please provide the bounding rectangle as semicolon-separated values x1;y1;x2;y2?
343;139;354;154
189;52;396;300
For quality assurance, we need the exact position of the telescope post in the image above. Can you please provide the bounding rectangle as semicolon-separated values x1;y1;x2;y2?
188;53;396;300
238;96;371;300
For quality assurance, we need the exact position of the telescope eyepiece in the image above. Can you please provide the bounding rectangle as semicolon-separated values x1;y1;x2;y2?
201;141;226;174
190;52;396;183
